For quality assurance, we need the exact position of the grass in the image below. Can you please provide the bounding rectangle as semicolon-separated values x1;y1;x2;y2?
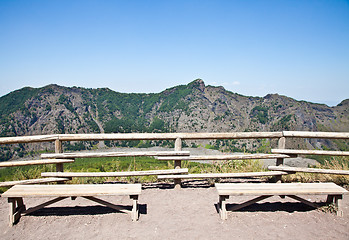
282;156;349;188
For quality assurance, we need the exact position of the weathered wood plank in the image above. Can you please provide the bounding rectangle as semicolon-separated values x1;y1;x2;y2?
157;154;290;161
83;196;130;214
0;178;70;187
0;159;74;167
157;171;288;179
215;183;348;196
57;132;283;141
227;195;273;211
268;166;349;175
283;131;349;139
1;131;348;145
1;184;142;197
287;195;319;209
24;197;68;215
41;168;189;177
0;134;59;144
271;149;349;156
41;151;190;159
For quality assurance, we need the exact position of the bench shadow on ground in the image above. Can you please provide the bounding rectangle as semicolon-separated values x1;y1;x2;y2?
27;204;147;217
214;202;328;214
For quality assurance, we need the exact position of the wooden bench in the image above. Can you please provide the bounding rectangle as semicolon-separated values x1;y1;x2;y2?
41;151;190;159
268;166;349;175
157;154;290;182
41;168;189;178
0;159;74;187
0;159;74;167
157;153;290;161
0;178;70;187
158;171;288;180
271;149;349;157
1;183;142;226
215;182;348;220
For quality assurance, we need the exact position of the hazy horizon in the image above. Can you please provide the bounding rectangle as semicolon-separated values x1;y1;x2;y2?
2;80;346;107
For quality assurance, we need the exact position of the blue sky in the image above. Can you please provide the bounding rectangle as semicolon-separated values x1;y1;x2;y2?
0;0;348;106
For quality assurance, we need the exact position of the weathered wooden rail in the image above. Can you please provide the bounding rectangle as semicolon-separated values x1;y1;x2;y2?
0;131;348;188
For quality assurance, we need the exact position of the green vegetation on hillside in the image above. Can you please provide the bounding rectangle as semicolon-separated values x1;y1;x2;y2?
250;106;269;124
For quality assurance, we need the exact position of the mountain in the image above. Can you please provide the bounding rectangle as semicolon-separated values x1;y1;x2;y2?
0;79;348;161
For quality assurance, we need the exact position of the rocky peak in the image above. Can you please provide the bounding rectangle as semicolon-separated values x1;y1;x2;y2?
188;79;206;92
338;99;349;107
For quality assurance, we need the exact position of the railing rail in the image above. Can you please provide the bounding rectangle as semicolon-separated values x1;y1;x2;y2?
1;131;349;145
282;131;349;139
0;132;285;144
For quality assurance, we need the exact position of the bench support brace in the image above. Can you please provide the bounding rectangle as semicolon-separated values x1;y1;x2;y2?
218;194;344;220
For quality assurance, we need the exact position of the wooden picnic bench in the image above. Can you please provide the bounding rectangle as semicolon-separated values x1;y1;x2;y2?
1;183;142;226
215;182;348;220
0;159;74;187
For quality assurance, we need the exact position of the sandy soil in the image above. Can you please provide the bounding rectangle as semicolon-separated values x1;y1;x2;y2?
1;181;348;240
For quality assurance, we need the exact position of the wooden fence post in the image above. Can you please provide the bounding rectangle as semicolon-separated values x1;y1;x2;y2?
55;139;64;172
275;136;286;183
174;138;182;189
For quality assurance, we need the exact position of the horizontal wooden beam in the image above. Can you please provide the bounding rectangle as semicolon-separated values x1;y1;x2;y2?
157;171;288;179
283;131;349;139
1;184;142;197
57;132;283;141
0;178;70;187
271;149;349;156
41;168;189;177
157;153;290;161
0;134;59;144
0;159;74;167
0;132;284;145
41;151;190;159
1;132;348;146
268;166;349;175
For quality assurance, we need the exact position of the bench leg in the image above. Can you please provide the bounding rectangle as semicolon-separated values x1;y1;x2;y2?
8;197;26;226
333;195;343;217
326;194;343;216
130;195;139;221
326;195;334;204
219;195;229;220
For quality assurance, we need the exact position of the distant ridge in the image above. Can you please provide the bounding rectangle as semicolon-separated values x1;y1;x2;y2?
0;79;348;161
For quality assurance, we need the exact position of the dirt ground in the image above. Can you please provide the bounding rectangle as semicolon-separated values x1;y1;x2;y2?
1;181;348;240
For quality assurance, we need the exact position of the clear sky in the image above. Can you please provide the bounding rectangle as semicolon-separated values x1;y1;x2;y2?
0;0;348;106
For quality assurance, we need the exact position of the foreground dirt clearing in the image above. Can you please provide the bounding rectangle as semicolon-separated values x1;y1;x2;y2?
1;183;348;240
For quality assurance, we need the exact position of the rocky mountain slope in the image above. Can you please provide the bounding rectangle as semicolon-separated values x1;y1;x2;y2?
0;79;348;160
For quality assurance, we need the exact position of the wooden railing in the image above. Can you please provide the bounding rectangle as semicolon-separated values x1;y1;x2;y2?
0;131;348;188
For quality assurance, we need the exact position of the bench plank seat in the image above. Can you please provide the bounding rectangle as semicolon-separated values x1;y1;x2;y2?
41;151;190;159
268;166;349;175
0;159;74;167
271;149;349;156
157;153;290;161
1;184;141;197
41;168;188;177
215;183;348;220
158;171;288;180
1;184;142;225
0;178;70;187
